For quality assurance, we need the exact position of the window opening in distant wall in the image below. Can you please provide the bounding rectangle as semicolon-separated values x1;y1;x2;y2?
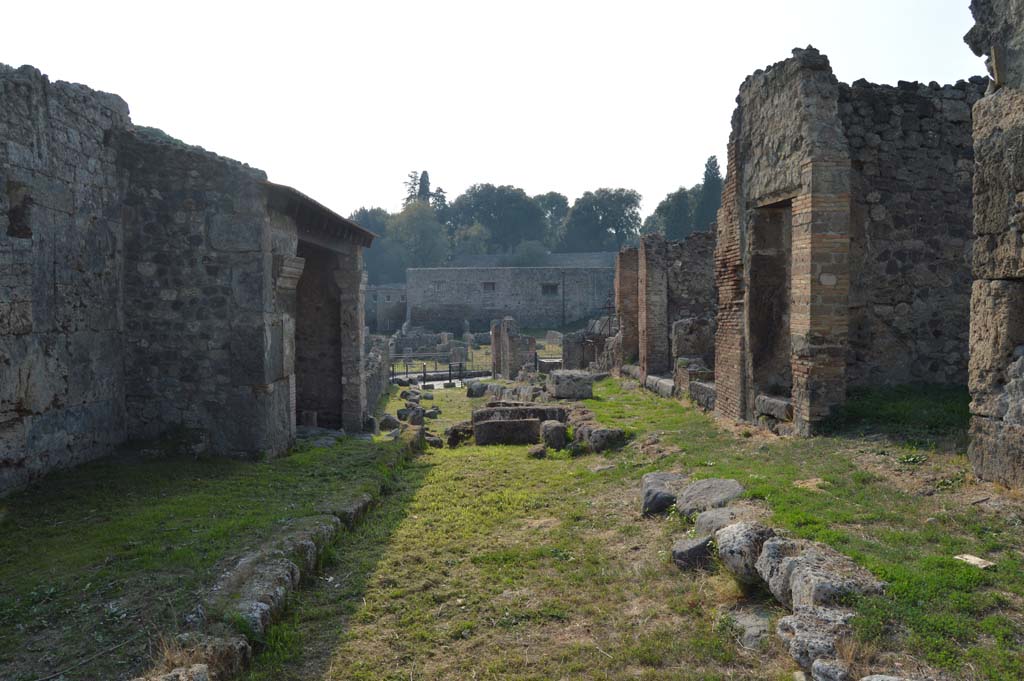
5;181;32;238
482;282;496;292
385;295;391;302
541;283;559;296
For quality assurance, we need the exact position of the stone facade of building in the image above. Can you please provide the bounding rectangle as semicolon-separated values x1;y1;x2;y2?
714;48;984;435
406;266;614;332
966;0;1024;485
365;283;406;333
0;65;373;494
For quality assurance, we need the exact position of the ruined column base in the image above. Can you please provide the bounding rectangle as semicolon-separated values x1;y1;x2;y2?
969;416;1024;487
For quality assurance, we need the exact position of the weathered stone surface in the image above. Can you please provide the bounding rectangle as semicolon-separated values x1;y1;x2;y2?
756;537;885;610
472;405;567;424
573;423;626;452
473;418;541;446
444;421;474;448
527;444;547;459
969;415;1024;486
425;434;443;448
407;407;425;426
675;478;745;517
671;535;713;569
131;665;212;681
466;380;490;398
641;471;687;515
644;375;675;398
540;419;567;450
777;606;854;671
755;394;794;422
689;381;717;411
965;0;1024;89
811;658;852;681
716;522;776;584
694;503;768;536
727;605;774;649
547;370;594;399
380;413;401;430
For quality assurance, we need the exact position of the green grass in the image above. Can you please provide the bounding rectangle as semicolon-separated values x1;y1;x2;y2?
0;431;411;681
249;378;1023;680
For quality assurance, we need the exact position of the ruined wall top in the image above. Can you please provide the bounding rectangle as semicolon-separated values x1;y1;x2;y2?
965;0;1024;88
732;47;849;205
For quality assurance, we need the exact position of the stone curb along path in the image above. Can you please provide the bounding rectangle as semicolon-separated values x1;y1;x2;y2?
129;427;427;681
645;475;906;681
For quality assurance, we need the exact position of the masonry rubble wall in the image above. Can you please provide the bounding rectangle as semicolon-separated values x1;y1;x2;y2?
490;317;535;379
0;64;372;494
406;266;613;332
965;0;1024;485
714;46;982;435
0;65;131;493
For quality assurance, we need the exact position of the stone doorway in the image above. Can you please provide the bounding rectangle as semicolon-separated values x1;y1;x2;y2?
747;201;793;404
295;241;344;429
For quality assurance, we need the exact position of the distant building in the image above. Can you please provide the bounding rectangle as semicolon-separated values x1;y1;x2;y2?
406;262;615;332
366;283;407;333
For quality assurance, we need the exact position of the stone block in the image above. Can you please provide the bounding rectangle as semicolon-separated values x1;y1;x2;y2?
969;279;1024;418
716;522;776;585
546;370;594;399
540;419;567;450
473;418;541;446
641;471;687;515
969;415;1024;486
671;535;713;569
689;381;716;411
675;478;744;517
755;394;794;421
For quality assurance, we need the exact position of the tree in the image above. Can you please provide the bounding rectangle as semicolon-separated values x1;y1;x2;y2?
417;171;432;203
533;191;570;249
387;201;450;269
403;170;421;206
560;188;642;252
500;240;549;266
452;221;490;255
352;207;405;284
651;187;694;240
430;186;451;231
449;184;546;253
693;156;723;231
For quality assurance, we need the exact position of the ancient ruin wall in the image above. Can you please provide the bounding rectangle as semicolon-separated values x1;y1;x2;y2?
637;232;716;377
966;0;1024;485
117;129;293;456
714;48;851;434
614;247;639;364
0;66;131;492
407;266;613;331
840;79;984;387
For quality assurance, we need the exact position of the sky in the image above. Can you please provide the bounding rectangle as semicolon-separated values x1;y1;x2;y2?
5;0;986;220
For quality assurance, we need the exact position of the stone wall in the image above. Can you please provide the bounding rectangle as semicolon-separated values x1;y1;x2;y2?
407;266;613;332
614;247;639;365
366;284;406;333
1;65;131;493
966;0;1024;485
0;64;373;494
840;79;983;387
364;335;390;418
637;232;717;379
715;47;980;435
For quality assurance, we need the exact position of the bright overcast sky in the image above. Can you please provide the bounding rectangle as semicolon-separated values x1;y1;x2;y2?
6;0;985;219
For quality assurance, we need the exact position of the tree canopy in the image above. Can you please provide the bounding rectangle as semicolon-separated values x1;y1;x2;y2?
561;188;642;252
449;184;547;253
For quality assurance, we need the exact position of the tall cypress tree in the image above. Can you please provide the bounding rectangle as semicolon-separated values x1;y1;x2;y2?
693;156;723;231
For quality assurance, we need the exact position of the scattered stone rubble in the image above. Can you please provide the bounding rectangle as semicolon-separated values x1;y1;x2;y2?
644;474;892;680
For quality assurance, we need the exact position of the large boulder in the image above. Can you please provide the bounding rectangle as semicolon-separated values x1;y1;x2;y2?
466;381;489;398
755;537;885;610
675;478;745;517
541;420;567;450
641;471;687;515
407;407;425;426
547;370;594;399
715;522;775;585
473;418;541;446
573;423;626;452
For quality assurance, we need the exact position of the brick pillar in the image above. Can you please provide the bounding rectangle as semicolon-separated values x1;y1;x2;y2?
615;247;639;363
334;244;366;432
639;234;671;377
490;319;502;377
789;159;850;435
714;137;746;421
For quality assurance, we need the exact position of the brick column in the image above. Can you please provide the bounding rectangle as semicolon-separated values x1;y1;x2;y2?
638;235;670;377
615;247;639;363
714;138;746;421
789;159;850;435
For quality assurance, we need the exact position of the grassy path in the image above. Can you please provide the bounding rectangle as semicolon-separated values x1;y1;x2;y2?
243;379;1024;681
